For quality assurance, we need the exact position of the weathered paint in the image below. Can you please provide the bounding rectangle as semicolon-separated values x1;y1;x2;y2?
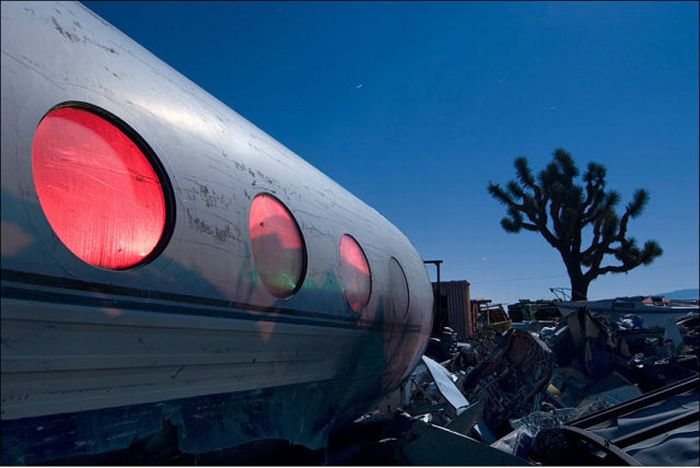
0;0;433;463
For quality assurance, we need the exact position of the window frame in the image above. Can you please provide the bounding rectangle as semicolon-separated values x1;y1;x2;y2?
32;101;176;270
338;233;373;313
248;192;308;299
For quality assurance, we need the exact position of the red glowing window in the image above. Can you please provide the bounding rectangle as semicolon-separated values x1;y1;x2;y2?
339;235;371;312
32;106;168;270
249;194;306;298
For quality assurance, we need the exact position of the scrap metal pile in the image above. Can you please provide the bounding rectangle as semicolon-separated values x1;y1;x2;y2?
345;298;699;466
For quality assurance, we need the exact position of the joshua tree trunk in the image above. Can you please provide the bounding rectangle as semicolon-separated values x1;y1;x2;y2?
563;255;589;300
569;276;589;301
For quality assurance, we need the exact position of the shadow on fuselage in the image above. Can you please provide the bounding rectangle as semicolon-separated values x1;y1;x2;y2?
1;184;399;463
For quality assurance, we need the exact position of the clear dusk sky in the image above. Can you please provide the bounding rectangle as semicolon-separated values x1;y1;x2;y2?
83;1;699;304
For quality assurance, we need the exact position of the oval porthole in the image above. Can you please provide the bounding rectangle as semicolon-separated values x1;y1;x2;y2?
339;234;371;313
32;105;171;270
249;193;306;298
387;257;409;322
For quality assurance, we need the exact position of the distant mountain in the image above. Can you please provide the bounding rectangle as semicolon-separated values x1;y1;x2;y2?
652;288;699;300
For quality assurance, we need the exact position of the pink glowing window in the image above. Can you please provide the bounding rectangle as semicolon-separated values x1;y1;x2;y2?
249;194;306;298
32;106;169;270
339;235;371;312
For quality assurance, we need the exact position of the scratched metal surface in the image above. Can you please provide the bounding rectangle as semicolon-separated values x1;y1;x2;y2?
0;0;431;316
0;1;433;460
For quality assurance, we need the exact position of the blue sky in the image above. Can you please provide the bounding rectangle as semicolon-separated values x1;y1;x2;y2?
84;1;699;304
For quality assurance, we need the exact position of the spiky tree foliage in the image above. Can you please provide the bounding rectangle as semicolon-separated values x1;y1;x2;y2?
488;149;662;300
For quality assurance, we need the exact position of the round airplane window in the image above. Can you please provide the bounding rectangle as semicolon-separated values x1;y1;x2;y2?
339;234;372;312
32;105;170;270
249;193;307;298
387;257;409;322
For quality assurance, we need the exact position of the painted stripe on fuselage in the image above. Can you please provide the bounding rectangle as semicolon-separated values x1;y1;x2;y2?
1;269;422;332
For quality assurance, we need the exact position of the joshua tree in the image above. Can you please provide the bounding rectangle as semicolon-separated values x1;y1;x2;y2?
487;148;662;300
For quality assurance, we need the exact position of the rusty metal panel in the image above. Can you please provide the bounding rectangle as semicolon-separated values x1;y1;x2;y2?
439;281;472;340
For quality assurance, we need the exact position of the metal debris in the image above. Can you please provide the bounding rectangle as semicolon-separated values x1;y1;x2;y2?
350;295;698;465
